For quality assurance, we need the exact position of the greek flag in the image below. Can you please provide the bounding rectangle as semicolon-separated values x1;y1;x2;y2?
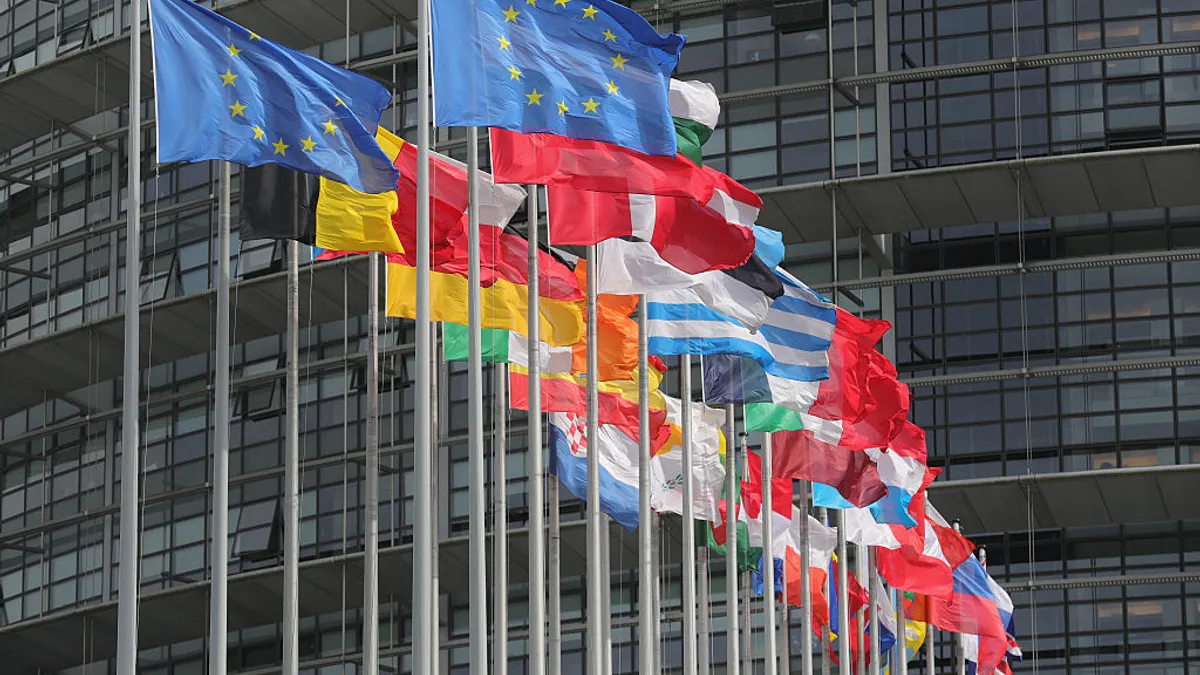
646;268;837;398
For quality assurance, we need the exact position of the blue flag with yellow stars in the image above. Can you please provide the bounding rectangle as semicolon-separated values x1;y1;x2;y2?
432;0;685;157
148;0;400;194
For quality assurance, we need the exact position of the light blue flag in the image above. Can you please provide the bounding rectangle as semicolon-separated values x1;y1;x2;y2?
647;267;837;383
149;0;400;194
431;0;685;156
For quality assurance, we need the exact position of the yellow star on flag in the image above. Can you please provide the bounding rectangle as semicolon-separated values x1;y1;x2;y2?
251;125;265;141
610;53;628;70
502;4;521;21
557;100;569;115
273;138;289;156
508;65;522;81
601;29;617;42
227;42;241;58
335;95;347;107
248;31;262;40
322;119;338;135
301;136;317;152
219;69;237;86
554;0;569;6
526;0;536;4
581;97;599;113
228;100;247;117
582;4;598;18
498;35;512;51
526;89;544;105
605;79;619;95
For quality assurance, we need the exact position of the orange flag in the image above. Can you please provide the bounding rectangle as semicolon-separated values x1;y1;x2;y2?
572;260;640;381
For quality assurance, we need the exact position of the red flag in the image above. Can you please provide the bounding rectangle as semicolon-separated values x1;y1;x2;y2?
490;128;716;200
807;310;891;422
784;547;831;626
771;430;888;506
546;169;759;274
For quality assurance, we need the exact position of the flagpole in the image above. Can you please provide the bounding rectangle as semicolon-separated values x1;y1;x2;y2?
466;125;490;675
868;549;882;675
283;241;300;675
494;362;510;675
820;507;831;675
762;432;778;675
836;510;850;675
549;477;562;675
602;523;614;675
652;510;663;673
724;404;740;675
953;522;965;675
209;161;231;675
638;297;654;675
856;546;867;675
585;244;602;675
698;543;711;675
116;0;142;670
413;0;436;666
680;354;698;675
780;543;790;675
925;626;935;675
364;248;381;675
895;582;908;675
740;431;752;675
431;322;442;671
527;185;547;675
799;482;814;675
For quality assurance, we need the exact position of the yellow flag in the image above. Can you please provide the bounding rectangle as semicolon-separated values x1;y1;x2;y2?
314;128;403;254
386;263;585;346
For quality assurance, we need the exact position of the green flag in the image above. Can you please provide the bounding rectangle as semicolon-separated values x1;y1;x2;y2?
744;402;808;433
442;323;512;363
669;79;720;166
698;453;761;572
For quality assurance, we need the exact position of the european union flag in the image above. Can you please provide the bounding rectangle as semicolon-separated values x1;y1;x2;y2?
432;0;685;157
148;0;400;194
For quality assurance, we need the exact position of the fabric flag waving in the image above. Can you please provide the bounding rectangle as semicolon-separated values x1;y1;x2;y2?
670;79;721;165
929;555;1008;675
313;128;405;254
547;166;759;274
649;394;727;522
432;0;684;157
548;413;640;530
239;164;319;244
148;0;400;194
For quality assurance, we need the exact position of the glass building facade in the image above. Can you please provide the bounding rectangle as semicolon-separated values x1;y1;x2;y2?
1;0;1199;674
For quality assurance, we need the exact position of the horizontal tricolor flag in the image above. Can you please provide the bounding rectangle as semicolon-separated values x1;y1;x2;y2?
548;412;640;530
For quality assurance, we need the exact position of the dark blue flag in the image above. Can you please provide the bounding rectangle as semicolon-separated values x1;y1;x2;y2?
149;0;400;194
702;354;775;405
431;0;685;156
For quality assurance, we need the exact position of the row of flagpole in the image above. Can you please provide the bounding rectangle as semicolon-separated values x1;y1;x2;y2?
108;5;973;675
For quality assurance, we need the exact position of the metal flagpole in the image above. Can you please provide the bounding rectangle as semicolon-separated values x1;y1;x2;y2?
652;511;662;673
283;241;300;675
820;508;831;675
953;522;965;675
762;432;778;675
740;432;752;675
466;125;490;675
364;248;381;675
868;549;882;675
494;363;509;675
698;541;711;675
116;0;142;670
857;547;867;675
799;482;814;675
431;322;442;671
585;244;602;675
638;299;654;675
602;524;614;675
680;354;698;675
926;625;935;675
527;185;546;675
209;161;231;675
836;511;850;675
895;584;908;675
724;405;739;675
413;0;436;666
549;477;562;675
780;544;790;675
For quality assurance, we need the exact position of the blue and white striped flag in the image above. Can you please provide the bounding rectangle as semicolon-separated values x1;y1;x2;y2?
646;268;837;402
